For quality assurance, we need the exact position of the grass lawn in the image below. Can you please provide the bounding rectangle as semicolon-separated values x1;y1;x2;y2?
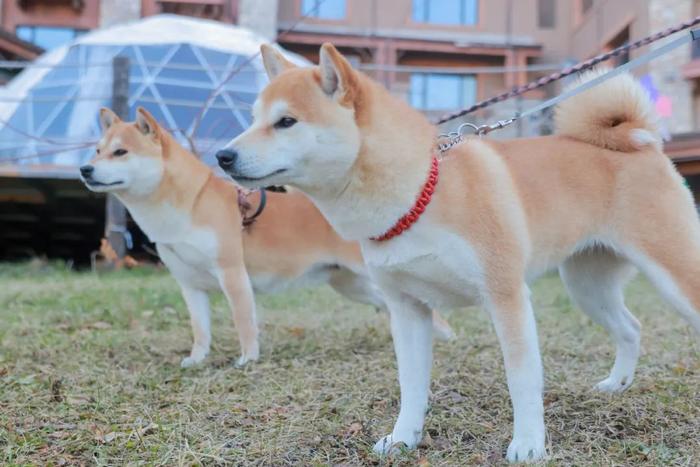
0;261;698;466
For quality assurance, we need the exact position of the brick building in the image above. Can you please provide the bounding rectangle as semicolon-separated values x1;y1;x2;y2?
0;0;698;263
1;0;700;194
0;27;40;83
0;1;696;120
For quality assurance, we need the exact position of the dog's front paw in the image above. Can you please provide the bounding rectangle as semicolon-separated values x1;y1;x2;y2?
372;431;420;456
373;435;405;456
433;323;455;342
506;435;546;463
594;375;633;393
180;354;206;368
235;352;259;367
235;342;260;367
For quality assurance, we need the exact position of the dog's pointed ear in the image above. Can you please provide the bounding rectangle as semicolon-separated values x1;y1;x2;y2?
99;107;120;131
260;44;296;80
318;43;357;103
135;107;161;140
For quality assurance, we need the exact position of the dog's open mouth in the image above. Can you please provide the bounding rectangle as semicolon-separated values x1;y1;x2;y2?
230;168;288;183
85;179;125;188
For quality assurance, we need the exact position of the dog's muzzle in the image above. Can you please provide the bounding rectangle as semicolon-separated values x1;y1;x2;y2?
80;164;94;179
216;149;237;171
79;164;124;188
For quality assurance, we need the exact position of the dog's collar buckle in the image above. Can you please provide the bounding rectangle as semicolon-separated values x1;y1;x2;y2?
370;156;439;242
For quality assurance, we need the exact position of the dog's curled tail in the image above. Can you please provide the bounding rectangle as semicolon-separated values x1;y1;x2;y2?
554;69;661;152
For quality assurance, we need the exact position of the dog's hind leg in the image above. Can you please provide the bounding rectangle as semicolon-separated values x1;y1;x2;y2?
328;266;386;309
560;250;641;392
617;179;700;337
429;310;455;341
180;286;212;368
622;238;700;336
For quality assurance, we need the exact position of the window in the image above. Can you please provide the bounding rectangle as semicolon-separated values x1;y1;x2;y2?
302;0;346;20
538;0;556;28
16;26;84;50
410;73;476;110
412;0;479;26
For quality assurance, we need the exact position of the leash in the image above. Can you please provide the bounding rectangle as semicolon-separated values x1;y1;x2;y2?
447;27;700;139
435;15;700;127
470;27;700;137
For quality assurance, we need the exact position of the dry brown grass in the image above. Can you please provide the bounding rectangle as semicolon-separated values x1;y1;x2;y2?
0;262;698;466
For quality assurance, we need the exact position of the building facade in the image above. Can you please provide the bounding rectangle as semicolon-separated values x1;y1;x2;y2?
277;0;542;108
2;0;700;184
3;1;698;127
0;0;698;262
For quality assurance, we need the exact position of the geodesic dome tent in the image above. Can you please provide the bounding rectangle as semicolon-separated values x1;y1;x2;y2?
0;15;307;261
0;14;307;175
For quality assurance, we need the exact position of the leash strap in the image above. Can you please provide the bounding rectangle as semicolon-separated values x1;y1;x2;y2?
435;15;700;125
471;28;698;136
516;29;698;121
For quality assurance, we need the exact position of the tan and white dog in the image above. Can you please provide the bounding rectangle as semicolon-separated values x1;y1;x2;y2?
80;108;453;368
219;43;700;462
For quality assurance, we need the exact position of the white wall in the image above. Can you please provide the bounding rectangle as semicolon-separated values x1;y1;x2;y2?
100;0;141;28
238;0;278;41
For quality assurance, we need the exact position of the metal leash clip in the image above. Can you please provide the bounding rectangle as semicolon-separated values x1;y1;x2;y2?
436;122;481;154
474;118;518;137
436;118;519;158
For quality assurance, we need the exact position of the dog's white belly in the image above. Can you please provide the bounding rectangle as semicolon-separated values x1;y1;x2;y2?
363;226;483;309
250;264;333;294
385;261;478;309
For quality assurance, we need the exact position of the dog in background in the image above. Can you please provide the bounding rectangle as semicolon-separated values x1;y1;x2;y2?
80;107;453;367
219;43;700;462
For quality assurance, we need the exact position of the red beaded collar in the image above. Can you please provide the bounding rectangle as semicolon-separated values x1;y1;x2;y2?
370;156;439;242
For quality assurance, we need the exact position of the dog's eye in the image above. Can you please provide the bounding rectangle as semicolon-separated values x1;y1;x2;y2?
113;149;128;157
273;117;297;129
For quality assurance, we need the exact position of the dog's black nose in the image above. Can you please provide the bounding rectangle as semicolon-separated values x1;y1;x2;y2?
80;165;94;178
216;149;237;168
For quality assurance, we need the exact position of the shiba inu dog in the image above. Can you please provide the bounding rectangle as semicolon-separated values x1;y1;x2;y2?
218;43;700;462
80;107;453;368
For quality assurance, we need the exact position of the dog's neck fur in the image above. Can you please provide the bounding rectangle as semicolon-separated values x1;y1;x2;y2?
303;74;437;241
118;132;212;226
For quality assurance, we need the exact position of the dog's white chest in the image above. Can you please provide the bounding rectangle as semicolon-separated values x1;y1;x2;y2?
125;202;199;245
362;225;483;309
123;200;220;288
